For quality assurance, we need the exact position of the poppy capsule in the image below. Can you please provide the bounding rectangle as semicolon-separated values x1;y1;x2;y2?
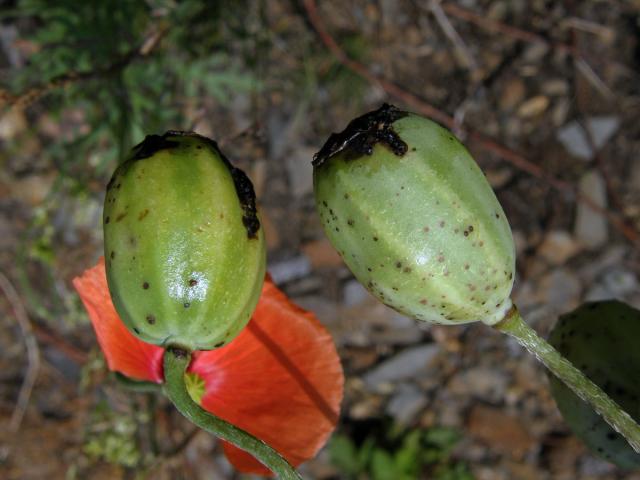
313;104;515;325
104;132;266;351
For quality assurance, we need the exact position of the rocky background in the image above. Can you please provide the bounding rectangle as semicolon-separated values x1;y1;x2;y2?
1;1;640;479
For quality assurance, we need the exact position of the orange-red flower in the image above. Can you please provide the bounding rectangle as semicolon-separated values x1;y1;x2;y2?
73;258;343;475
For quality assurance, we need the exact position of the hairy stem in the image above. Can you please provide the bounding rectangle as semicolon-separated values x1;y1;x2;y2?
162;347;302;479
494;306;640;453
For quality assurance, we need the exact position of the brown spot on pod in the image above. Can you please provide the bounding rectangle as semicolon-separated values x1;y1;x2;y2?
146;314;156;325
189;279;198;287
143;282;149;289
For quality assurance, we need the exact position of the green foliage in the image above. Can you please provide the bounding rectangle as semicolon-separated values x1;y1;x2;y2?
83;399;142;468
329;421;474;480
9;0;259;166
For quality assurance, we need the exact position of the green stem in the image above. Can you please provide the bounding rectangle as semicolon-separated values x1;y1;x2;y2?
493;306;640;453
162;347;303;479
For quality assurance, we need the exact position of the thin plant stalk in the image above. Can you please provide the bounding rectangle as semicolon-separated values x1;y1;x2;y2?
493;306;640;453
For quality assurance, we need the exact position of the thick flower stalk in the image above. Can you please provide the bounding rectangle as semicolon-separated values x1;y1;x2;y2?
75;259;343;476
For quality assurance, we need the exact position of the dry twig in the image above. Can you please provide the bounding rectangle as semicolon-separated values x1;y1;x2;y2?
0;272;41;434
428;0;478;72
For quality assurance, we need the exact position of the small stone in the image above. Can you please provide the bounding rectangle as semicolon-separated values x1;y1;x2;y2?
537;268;582;309
350;396;383;419
267;255;311;284
537;230;581;265
485;168;514;189
587;116;621;150
363;344;440;391
557;117;620;160
585;268;639;301
557;122;591;159
467;405;535;459
0;109;27;140
499;78;526;111
517;95;549;118
522;42;549;62
551;98;571;127
449;366;508;403
385;383;428;425
574;170;608;249
602;268;638;296
541;78;569;96
342;279;371;307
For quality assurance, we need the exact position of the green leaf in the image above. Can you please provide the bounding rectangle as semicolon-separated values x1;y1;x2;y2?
371;448;399;480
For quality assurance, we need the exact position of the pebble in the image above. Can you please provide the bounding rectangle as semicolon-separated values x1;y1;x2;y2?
267;255;311;284
557;116;620;160
517;95;549;118
499;78;526;111
537;230;581;265
449;366;508;403
363;344;440;392
584;267;639;301
342;279;371;307
537;268;582;309
467;405;536;459
385;383;428;425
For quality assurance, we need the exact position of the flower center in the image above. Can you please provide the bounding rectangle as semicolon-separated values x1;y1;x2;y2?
184;371;206;404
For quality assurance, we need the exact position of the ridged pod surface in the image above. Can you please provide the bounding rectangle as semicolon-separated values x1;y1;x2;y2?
548;300;640;469
313;104;515;325
104;132;265;351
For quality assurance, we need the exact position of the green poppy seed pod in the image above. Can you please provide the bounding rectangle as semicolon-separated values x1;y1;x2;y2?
548;300;640;469
313;104;515;325
104;131;266;351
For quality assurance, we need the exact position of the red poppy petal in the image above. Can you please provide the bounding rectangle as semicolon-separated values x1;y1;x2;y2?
73;258;164;383
190;279;344;475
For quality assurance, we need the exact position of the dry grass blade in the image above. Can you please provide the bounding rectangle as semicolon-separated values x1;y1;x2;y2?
0;272;41;445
